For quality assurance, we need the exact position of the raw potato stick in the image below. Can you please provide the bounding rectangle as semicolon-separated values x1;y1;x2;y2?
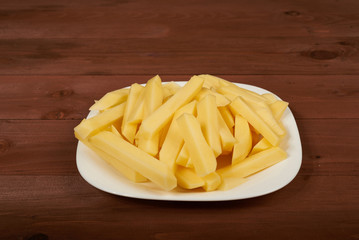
159;101;197;172
90;131;177;191
197;94;222;157
74;102;126;140
137;76;203;139
121;83;144;143
217;147;287;179
232;115;252;165
229;96;280;146
176;113;217;177
89;88;129;111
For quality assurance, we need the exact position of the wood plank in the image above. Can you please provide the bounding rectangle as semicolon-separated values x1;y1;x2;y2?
0;175;357;240
1;0;359;39
0;75;358;120
0;120;78;175
0;119;358;176
0;37;358;75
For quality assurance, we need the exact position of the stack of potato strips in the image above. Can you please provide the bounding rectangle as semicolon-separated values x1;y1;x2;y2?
74;75;289;191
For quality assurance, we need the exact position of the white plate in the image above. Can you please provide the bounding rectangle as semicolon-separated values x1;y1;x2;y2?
76;82;302;201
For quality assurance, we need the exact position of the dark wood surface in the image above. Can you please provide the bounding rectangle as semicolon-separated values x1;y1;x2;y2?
0;0;358;239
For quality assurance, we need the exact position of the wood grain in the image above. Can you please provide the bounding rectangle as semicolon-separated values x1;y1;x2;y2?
1;0;358;239
0;0;358;75
1;75;358;120
1;0;359;39
0;37;358;75
0;175;358;240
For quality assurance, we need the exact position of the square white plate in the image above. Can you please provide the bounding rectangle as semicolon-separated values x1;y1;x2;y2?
76;82;302;201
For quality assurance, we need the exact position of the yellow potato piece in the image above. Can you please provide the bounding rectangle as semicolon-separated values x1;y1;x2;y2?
137;76;203;139
175;166;205;189
261;93;278;104
217;108;236;154
89;88;129;111
202;172;221;192
111;125;123;139
249;138;272;156
217;147;287;179
159;101;197;172
251;128;261;146
186;158;193;168
158;120;171;148
135;76;164;156
211;90;231;107
175;143;194;168
195;88;230;107
93;147;147;183
121;83;144;143
126;88;146;124
229;97;280;146
143;75;164;118
198;74;231;89
75;133;146;183
175;143;190;167
232;115;252;165
217;85;267;104
162;81;181;99
247;100;286;136
218;106;235;131
218;177;247;191
74;102;126;140
89;131;177;191
197;94;222;157
136;132;160;157
176;113;217;177
270;100;289;120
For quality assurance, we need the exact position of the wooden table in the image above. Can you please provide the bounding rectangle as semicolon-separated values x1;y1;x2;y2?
1;0;358;239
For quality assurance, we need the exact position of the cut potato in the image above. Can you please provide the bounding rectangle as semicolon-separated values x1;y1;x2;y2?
143;75;163;118
250;138;272;156
121;83;144;143
137;76;203;139
270;100;289;120
202;172;221;191
159;101;197;172
111;125;123;139
135;75;164;156
75;132;146;183
232;115;252;165
217;108;236;154
198;74;232;89
126;87;146;125
175;166;204;189
162;81;181;99
218;176;247;191
197;94;222;157
74;102;126;140
229;97;280;146
90;131;177;191
247;100;286;136
217;147;287;179
175;143;190;167
218;106;235;131
217;85;267;104
75;75;290;192
89;88;129;111
261;93;278;104
195;88;230;107
176;113;217;177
